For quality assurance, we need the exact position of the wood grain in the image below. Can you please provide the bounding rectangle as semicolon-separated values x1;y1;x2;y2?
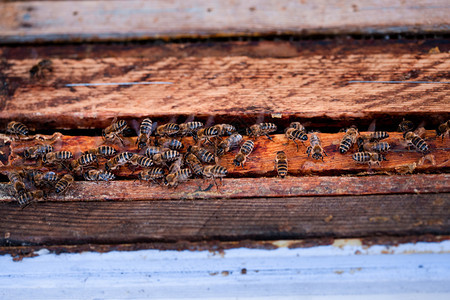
0;50;448;130
1;0;449;43
2;130;449;179
0;193;448;245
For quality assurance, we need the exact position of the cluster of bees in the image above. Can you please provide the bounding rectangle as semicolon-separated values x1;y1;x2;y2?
3;117;449;208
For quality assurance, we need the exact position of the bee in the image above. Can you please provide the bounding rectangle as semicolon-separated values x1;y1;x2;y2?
398;118;415;133
285;128;308;150
185;152;204;176
188;146;215;164
129;154;154;168
29;59;53;79
156;123;179;137
8;171;27;196
195;126;219;145
17;190;44;208
289;122;306;132
352;152;387;167
138;167;165;184
213;124;236;136
217;133;243;156
8;171;23;185
358;131;389;144
358;141;391;153
152;150;181;167
83;169;115;182
23;144;53;159
102;118;128;145
84;145;118;157
33;171;60;187
404;131;430;153
144;146;167;158
70;153;98;172
202;165;228;187
156;137;184;150
55;174;74;194
306;132;327;161
247;123;277;140
275;151;288;178
105;152;134;171
233;140;254;168
437;120;449;140
136;118;153;150
6;121;29;138
339;127;359;154
21;169;42;183
168;156;184;174
179;121;204;136
165;168;192;188
42;151;73;164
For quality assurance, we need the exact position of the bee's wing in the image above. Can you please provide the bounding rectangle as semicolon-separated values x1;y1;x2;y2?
367;120;377;132
205;115;215;127
129;119;140;135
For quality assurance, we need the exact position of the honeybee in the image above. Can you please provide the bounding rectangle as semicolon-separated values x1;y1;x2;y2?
404;131;430;153
29;59;53;79
83;169;115;182
398;118;415;133
156;123;179;137
213;124;236;136
152;150;180;167
129;154;154;168
185;152;204;177
17;190;44;208
358;141;391;153
42;151;73;165
202;165;228;187
352;152;387;167
144;146;167;158
187;146;215;164
339;127;359;154
306;132;327;161
33;171;60;187
285;128;308;151
165;168;192;188
179;121;204;136
217;133;242;156
102;118;128;145
55;174;74;194
233;140;254;168
168;156;184;174
289;122;306;132
156;137;184;150
84;145;118;157
136;118;153;150
358;131;389;144
195;126;219;145
105;152;134;171
437;120;449;140
138;167;165;184
70;153;97;172
23;144;53;159
8;171;26;196
247;123;277;140
6;121;29;138
275;151;288;178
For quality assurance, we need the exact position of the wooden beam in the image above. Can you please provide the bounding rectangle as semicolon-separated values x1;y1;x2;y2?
1;48;449;129
1;0;449;43
0;193;448;245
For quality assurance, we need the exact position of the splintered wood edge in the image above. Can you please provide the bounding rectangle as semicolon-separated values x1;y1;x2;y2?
0;175;449;202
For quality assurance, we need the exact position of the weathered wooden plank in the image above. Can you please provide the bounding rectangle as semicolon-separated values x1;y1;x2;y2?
1;50;448;130
2;131;449;179
1;0;449;43
1;174;449;202
0;193;448;245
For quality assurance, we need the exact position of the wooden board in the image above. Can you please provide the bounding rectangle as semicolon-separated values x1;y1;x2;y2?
1;0;449;43
0;49;449;130
1;193;448;245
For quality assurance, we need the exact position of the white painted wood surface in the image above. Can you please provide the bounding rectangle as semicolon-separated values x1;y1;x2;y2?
1;240;449;299
1;0;449;43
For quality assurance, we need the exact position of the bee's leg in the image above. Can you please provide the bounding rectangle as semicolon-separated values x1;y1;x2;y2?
265;134;273;141
293;140;299;151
